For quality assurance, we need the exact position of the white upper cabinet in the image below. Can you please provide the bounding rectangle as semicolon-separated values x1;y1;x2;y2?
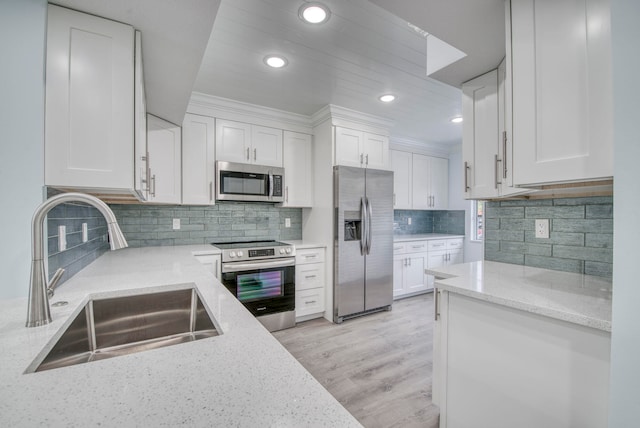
462;69;500;199
335;126;389;169
182;114;215;205
412;154;448;210
45;5;134;191
509;0;613;186
146;115;182;204
134;31;148;201
215;119;283;167
252;125;284;167
282;131;313;207
390;150;412;209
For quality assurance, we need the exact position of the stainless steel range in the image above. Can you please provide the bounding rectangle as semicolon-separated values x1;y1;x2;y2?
213;240;296;332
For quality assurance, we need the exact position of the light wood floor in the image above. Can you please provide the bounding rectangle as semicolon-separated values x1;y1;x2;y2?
273;293;439;428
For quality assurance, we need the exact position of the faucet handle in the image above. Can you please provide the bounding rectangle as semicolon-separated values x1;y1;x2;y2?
47;268;65;299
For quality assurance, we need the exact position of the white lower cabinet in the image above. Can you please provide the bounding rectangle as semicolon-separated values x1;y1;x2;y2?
434;289;610;427
393;241;431;299
295;247;326;320
395;238;464;297
193;254;221;280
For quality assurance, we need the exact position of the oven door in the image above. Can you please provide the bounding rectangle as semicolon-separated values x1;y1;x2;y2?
220;258;295;316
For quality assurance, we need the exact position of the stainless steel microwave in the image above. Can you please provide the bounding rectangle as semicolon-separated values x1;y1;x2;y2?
216;161;285;203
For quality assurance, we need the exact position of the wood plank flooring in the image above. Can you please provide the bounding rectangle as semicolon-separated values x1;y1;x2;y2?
273;293;439;428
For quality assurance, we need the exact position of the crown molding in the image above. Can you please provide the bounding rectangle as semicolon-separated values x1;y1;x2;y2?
311;104;395;136
187;93;314;134
390;136;456;158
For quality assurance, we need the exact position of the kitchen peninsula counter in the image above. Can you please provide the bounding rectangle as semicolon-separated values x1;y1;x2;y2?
0;246;361;427
427;261;612;428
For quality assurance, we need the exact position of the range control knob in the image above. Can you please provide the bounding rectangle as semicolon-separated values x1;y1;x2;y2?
237;251;244;257
285;248;292;254
279;249;285;254
229;251;236;258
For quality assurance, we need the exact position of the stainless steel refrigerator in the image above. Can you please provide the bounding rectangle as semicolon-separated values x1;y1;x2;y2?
334;165;393;323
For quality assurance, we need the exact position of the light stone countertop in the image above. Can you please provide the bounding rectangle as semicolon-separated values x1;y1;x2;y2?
284;240;326;250
0;245;361;427
426;261;613;331
394;233;465;242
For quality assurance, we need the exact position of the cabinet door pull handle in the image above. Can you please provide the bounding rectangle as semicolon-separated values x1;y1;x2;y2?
305;300;317;305
151;173;156;197
502;130;508;179
305;275;316;279
494;155;503;189
246;147;250;161
434;289;440;321
360;153;364;165
393;193;396;206
304;254;317;258
285;186;289;203
209;181;213;201
365;154;369;166
254;148;257;161
464;161;470;192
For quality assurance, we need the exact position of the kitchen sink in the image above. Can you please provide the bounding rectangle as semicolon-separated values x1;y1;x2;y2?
32;287;219;372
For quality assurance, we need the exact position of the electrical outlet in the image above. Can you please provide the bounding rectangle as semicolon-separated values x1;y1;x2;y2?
285;218;291;228
535;219;550;239
173;219;181;230
408;217;412;225
58;225;67;251
82;223;88;243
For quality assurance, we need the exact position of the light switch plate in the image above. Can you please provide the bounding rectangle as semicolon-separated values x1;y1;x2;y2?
535;219;550;239
82;223;88;243
408;217;412;225
172;219;181;230
285;218;291;228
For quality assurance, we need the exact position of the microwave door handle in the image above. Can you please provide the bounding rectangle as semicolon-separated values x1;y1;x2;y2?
268;172;274;198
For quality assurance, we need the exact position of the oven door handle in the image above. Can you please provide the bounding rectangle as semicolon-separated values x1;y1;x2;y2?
268;172;274;198
222;258;295;273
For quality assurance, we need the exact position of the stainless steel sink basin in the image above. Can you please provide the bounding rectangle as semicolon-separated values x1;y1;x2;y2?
33;288;218;372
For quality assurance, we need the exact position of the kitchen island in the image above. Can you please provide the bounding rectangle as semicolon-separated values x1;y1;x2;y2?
0;246;362;427
427;261;612;428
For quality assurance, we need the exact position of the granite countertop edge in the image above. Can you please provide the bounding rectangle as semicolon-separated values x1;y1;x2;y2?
427;261;612;332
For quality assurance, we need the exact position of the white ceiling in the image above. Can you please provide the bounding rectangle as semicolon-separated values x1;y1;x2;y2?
194;0;506;145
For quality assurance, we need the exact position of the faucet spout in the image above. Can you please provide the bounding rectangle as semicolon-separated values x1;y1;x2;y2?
26;192;128;327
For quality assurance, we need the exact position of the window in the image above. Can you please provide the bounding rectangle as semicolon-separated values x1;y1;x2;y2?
472;200;484;241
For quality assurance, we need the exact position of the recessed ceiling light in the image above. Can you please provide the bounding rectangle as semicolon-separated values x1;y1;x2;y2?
264;55;288;69
379;94;396;103
299;2;331;24
451;116;463;123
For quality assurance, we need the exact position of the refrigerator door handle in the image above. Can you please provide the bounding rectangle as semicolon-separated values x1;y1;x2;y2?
360;197;367;256
365;196;373;255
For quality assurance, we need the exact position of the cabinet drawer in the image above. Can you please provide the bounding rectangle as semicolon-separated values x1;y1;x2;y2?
428;240;447;250
393;243;406;255
296;288;325;317
446;238;464;250
405;241;428;253
295;247;325;265
296;263;325;291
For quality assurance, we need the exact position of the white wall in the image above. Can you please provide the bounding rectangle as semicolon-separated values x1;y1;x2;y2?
0;0;47;299
609;0;640;424
448;144;483;263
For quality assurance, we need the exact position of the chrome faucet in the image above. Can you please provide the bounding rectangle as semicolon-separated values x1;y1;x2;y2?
26;192;128;327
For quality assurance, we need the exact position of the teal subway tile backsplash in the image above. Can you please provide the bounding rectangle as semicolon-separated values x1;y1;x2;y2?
109;202;302;247
394;210;465;235
485;196;613;278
